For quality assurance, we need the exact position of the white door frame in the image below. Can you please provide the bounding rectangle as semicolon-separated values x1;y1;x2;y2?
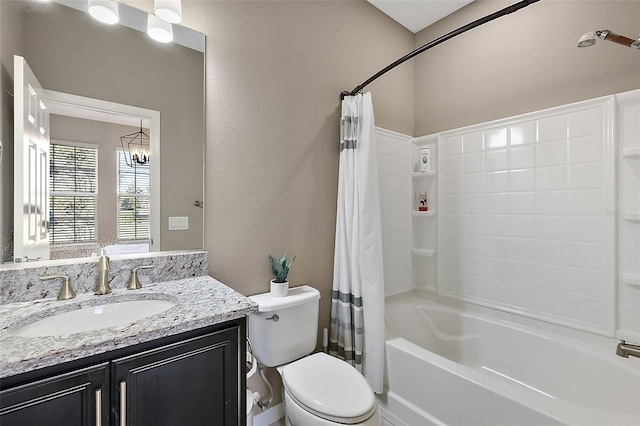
44;90;161;252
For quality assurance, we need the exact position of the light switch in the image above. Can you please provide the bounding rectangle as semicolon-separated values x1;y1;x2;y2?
168;216;189;230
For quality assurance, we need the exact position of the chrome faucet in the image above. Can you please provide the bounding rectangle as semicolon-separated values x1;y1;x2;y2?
40;275;76;300
616;341;640;359
95;249;112;295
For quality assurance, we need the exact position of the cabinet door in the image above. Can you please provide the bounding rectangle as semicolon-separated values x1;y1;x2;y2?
112;328;241;426
0;363;109;426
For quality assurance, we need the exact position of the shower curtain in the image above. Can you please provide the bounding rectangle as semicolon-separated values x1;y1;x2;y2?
329;92;385;394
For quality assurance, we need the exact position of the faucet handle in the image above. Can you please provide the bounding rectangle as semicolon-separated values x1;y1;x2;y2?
127;265;154;290
40;275;76;300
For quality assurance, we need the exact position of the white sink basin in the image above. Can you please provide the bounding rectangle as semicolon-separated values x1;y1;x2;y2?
12;300;175;337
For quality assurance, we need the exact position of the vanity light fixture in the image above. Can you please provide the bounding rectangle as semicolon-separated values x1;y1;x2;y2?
120;120;150;167
154;0;182;24
88;0;119;25
147;13;173;43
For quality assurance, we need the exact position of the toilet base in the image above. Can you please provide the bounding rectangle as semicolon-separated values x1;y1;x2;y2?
283;389;380;426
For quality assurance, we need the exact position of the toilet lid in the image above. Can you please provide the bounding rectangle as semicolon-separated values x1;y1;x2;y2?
281;352;376;423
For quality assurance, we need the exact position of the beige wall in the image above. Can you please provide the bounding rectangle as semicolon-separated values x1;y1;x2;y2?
178;0;415;409
414;0;640;135
183;1;414;328
0;1;204;262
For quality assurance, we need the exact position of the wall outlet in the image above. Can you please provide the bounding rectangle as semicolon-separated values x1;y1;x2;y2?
168;216;189;231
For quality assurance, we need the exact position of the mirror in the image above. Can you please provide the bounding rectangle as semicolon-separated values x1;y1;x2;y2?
0;0;205;264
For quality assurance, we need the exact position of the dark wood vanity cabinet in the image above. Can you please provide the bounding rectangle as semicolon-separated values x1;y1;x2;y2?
112;327;240;425
0;363;109;426
0;319;245;426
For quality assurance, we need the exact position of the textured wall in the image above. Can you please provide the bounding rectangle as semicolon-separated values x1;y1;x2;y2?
182;1;415;331
180;1;415;410
414;0;640;135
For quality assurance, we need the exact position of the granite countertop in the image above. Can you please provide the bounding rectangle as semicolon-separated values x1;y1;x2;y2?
0;276;258;378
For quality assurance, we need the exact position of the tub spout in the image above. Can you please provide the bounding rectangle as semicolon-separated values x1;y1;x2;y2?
616;341;640;359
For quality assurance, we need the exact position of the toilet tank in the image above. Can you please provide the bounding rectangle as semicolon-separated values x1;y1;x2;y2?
249;285;320;367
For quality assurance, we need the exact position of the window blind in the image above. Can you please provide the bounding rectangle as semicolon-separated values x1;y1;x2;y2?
117;150;150;240
49;143;98;244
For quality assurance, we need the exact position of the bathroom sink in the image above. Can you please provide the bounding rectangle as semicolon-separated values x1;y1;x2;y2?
12;299;176;338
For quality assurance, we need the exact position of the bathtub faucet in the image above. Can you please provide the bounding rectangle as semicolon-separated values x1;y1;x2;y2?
616;340;640;359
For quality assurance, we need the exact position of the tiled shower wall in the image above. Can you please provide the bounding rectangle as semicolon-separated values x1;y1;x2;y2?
376;90;638;339
376;128;413;296
437;97;616;335
616;91;640;343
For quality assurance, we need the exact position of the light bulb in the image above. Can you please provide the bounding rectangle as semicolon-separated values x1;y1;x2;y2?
147;13;173;43
154;0;182;24
88;0;119;25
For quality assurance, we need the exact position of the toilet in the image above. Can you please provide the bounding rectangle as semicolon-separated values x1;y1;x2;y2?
249;285;380;426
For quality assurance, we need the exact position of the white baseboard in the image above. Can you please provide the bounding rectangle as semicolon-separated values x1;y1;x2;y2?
253;402;284;426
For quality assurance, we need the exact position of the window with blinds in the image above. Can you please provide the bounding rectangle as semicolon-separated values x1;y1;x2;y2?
117;150;150;240
49;143;98;244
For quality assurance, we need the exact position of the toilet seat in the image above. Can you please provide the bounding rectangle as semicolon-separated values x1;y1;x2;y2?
281;353;377;424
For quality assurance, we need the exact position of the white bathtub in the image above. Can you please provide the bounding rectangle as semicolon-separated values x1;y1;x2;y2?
381;293;640;426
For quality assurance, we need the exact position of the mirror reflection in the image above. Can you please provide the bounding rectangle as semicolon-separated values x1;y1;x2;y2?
48;113;153;260
0;0;205;264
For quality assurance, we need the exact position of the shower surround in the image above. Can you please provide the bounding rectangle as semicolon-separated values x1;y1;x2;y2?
437;97;616;335
375;89;640;425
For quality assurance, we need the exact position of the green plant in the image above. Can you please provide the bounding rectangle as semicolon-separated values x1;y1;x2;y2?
268;252;295;283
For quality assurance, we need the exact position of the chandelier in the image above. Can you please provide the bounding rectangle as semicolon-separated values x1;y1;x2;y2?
120;120;150;167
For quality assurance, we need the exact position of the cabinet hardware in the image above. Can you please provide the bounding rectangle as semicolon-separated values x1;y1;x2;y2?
95;389;102;426
120;381;127;426
266;314;279;322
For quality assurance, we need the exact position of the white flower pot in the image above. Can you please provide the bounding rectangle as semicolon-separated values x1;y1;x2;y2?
270;280;289;297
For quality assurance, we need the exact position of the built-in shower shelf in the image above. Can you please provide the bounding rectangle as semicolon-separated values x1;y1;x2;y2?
621;213;640;222
622;147;640;158
412;210;436;217
412;248;436;257
412;171;436;178
621;273;640;287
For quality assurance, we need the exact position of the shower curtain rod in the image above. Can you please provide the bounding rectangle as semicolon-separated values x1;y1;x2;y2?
340;0;540;100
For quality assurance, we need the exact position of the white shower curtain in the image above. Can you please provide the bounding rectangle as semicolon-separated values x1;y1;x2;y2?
329;92;385;394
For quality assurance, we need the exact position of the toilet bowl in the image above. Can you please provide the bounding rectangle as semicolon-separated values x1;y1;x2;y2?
279;352;379;425
249;286;380;426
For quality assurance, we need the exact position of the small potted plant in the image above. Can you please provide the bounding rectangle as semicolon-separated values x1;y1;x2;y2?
268;252;295;297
